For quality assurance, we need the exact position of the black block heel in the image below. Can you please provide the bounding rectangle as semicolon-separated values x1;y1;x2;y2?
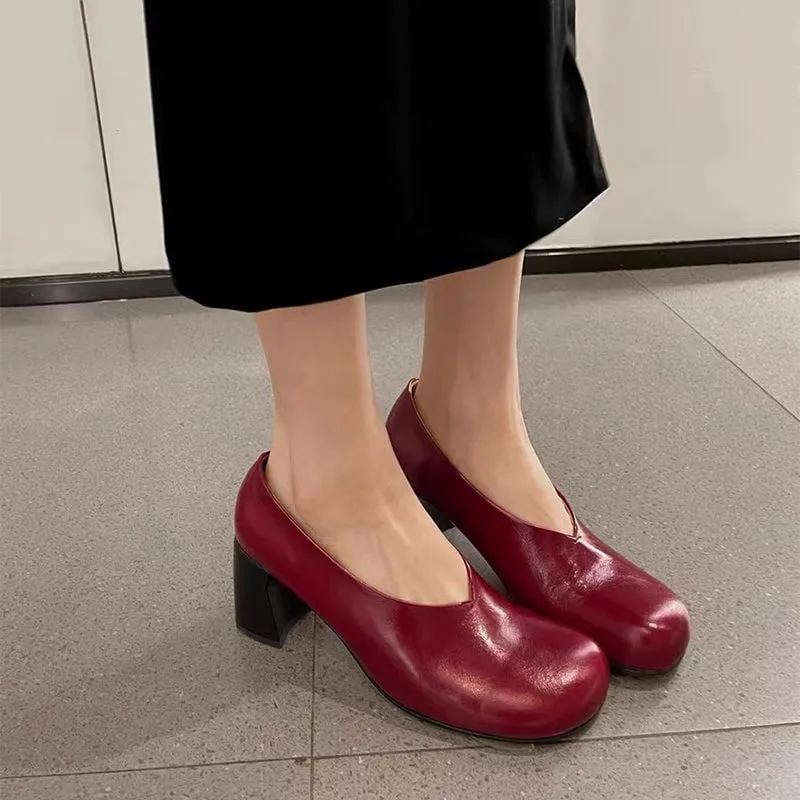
233;540;309;648
420;498;454;532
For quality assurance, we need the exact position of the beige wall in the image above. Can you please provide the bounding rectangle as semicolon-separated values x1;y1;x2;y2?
540;0;800;247
82;0;164;272
0;0;118;278
1;1;798;278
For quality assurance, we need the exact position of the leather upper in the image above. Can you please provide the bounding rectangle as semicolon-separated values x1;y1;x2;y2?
388;380;690;673
235;453;609;740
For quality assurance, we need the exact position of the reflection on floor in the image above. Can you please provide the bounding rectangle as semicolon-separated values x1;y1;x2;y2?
2;263;798;799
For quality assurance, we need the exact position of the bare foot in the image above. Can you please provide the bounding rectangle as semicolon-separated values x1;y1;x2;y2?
414;384;574;535
266;440;469;605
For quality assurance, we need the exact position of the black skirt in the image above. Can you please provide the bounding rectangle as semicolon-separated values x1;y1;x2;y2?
143;2;607;312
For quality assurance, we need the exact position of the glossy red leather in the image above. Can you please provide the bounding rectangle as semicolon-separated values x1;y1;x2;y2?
235;454;609;741
387;380;691;674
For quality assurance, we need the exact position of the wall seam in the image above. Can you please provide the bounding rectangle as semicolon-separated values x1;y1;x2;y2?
77;0;123;272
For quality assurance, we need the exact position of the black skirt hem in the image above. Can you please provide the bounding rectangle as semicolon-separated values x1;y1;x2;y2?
170;181;608;313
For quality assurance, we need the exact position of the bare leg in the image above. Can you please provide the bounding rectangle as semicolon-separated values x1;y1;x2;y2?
416;252;573;534
257;294;468;604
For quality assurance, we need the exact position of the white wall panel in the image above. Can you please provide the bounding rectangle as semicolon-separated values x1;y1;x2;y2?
538;0;800;248
83;0;165;271
0;0;118;278
3;2;797;280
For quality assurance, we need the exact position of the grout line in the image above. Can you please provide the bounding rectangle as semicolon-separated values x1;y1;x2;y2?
312;744;485;763
3;720;798;782
0;755;307;783
566;719;800;747
627;271;800;424
312;719;800;761
77;0;123;273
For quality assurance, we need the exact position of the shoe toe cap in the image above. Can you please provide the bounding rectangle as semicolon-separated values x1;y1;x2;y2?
503;629;610;741
549;635;610;735
618;596;691;673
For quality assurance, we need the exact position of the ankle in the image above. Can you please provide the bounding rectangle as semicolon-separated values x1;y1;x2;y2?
266;438;403;526
413;381;573;534
414;379;523;447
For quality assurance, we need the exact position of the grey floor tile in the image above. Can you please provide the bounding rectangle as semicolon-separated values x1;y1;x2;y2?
313;725;800;800
1;300;312;776
0;758;310;800
634;262;800;417
3;268;799;775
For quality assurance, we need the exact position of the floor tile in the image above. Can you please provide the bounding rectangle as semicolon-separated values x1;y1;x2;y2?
3;269;799;775
314;725;799;800
1;300;312;776
0;758;310;800
634;262;800;417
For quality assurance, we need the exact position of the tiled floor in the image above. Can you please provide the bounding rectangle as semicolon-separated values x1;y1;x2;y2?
1;263;798;799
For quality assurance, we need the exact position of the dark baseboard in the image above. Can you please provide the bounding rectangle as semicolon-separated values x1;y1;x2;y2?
523;234;798;275
2;235;797;307
0;270;178;308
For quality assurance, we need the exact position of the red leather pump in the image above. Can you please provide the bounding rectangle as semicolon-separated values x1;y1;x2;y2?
387;380;690;675
234;454;610;742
